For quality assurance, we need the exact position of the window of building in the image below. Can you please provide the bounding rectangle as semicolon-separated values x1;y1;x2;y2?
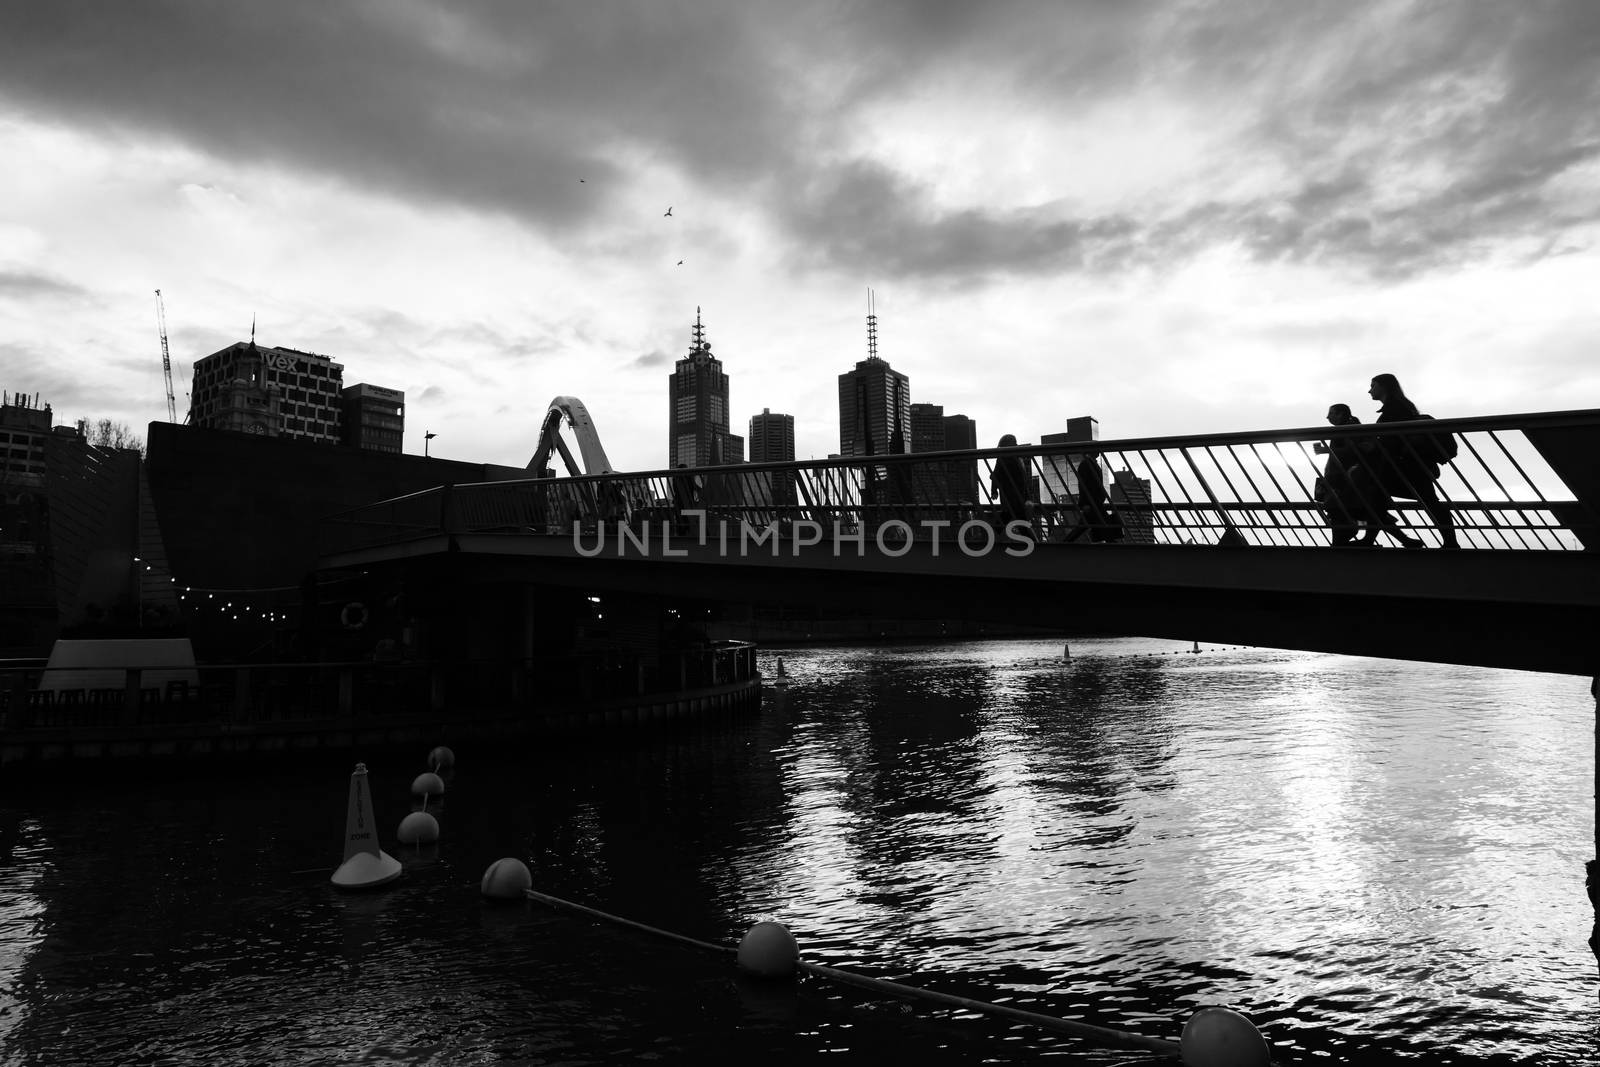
675;396;696;422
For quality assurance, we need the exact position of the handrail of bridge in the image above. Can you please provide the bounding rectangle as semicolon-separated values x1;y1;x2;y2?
321;409;1600;554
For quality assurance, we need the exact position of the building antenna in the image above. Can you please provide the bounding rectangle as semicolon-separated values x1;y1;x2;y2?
690;305;705;352
866;287;878;360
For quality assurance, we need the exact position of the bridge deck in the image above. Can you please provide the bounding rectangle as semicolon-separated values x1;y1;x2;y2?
321;410;1600;676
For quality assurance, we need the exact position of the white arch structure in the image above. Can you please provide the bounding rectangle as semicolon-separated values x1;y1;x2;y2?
528;395;616;476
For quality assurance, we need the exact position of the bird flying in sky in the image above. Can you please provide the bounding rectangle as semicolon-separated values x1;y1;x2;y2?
664;207;672;217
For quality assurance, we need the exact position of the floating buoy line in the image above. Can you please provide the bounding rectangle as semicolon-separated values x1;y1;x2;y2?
522;888;1271;1062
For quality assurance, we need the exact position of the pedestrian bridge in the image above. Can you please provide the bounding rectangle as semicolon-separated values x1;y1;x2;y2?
320;409;1600;677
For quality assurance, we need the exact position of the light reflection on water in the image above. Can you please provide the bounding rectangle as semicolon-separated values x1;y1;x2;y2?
0;637;1594;1064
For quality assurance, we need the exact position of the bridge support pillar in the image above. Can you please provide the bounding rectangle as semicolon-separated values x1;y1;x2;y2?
1590;675;1598;988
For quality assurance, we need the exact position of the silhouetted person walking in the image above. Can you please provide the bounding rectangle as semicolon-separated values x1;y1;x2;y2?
1314;403;1388;545
1064;455;1124;543
990;434;1034;539
1353;373;1458;548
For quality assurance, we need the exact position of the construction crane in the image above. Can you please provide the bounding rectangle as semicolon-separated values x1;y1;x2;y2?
154;289;176;423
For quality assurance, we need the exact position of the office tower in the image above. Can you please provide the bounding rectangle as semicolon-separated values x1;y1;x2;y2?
1111;469;1156;543
837;294;910;458
749;408;796;506
907;402;949;505
909;403;945;453
941;412;978;503
0;391;52;483
748;409;795;463
1041;415;1101;504
667;308;742;467
341;384;406;453
189;340;343;442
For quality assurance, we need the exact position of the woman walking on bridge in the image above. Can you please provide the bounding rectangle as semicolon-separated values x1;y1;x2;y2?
1357;373;1459;549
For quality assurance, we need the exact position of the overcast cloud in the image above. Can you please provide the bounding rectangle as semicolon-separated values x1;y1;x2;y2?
1;1;1596;467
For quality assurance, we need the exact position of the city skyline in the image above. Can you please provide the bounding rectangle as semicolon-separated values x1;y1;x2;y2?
2;3;1598;473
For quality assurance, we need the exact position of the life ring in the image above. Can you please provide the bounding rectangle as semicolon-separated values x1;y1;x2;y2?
341;602;369;630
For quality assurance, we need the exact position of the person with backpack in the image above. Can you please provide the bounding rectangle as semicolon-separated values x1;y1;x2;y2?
1350;373;1459;548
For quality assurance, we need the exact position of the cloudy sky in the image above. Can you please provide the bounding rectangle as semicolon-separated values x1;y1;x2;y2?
2;1;1597;471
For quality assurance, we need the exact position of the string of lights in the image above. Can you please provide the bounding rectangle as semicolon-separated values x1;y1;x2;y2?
133;555;295;624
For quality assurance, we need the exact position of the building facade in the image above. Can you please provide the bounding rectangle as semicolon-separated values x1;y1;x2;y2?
1111;469;1157;543
667;309;743;468
748;408;795;463
0;392;52;485
941;412;978;503
837;356;910;459
1040;415;1100;504
189;341;343;442
341;383;405;454
748;408;797;507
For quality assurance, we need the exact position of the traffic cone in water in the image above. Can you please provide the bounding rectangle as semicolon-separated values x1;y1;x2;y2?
331;763;403;890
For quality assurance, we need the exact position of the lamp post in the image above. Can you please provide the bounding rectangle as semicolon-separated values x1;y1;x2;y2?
424;431;436;458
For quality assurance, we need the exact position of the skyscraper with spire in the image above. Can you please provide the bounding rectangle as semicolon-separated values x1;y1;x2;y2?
667;308;743;468
837;289;909;458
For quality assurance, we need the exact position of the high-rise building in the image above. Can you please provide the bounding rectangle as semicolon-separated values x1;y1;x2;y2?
0;391;52;484
838;293;910;458
748;409;795;463
1040;415;1101;504
837;360;910;458
909;403;945;453
1111;469;1156;543
907;402;950;505
749;408;796;506
941;412;978;503
189;341;343;442
341;383;405;454
667;308;742;467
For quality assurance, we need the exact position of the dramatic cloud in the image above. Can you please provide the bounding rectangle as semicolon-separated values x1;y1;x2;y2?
2;1;1596;467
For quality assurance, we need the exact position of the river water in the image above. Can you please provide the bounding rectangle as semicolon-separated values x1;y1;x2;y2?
0;638;1594;1065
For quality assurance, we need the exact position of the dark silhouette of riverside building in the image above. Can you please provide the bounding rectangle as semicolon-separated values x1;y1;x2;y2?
668;307;743;468
748;408;794;463
189;339;405;452
340;383;405;454
749;408;796;506
942;412;978;504
838;294;910;460
190;340;341;442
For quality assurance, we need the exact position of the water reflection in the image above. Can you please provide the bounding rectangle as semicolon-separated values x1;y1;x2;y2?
0;639;1593;1064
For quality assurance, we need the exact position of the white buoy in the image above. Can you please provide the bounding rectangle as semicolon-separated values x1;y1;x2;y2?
397;810;440;845
481;857;531;900
330;763;403;891
428;745;455;772
736;921;799;979
412;771;445;797
1180;1006;1270;1067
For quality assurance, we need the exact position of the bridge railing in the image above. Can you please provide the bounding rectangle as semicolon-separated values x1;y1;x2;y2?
322;409;1600;553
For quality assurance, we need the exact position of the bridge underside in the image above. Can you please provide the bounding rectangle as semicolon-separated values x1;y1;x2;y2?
323;535;1598;677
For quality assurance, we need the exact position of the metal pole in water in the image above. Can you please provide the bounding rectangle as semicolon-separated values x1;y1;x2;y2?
1591;675;1598;988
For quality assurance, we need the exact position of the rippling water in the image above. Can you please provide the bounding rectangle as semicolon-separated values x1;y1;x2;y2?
0;638;1594;1064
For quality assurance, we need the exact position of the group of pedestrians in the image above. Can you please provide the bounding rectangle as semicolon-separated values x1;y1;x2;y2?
990;434;1124;544
988;371;1457;550
1315;373;1459;549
